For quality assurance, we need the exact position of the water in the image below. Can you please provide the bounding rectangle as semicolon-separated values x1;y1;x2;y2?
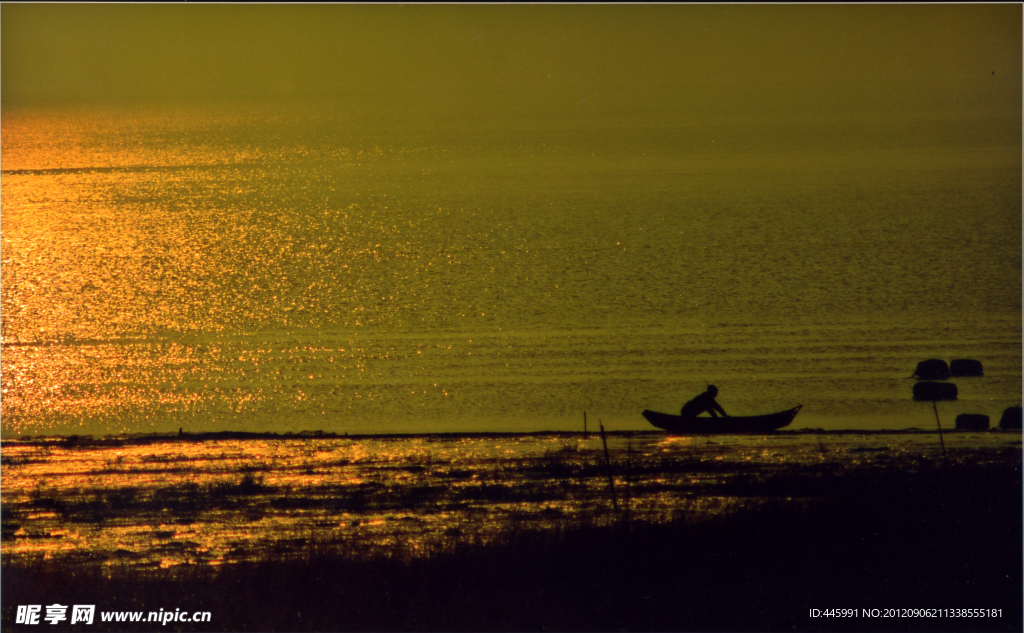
1;98;1020;436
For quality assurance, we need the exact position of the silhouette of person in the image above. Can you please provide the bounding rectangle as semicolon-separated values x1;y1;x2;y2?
681;385;728;419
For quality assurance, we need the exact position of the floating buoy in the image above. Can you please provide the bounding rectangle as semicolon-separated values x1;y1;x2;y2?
955;413;989;430
913;381;958;401
912;359;950;380
999;406;1022;430
950;359;984;377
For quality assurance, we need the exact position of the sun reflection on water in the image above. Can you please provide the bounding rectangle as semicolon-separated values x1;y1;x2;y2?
4;105;1020;438
2;431;1018;572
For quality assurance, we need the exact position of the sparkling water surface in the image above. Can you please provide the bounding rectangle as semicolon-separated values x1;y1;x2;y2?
1;100;1020;436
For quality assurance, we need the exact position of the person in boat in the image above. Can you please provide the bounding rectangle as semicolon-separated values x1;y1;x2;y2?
680;385;729;419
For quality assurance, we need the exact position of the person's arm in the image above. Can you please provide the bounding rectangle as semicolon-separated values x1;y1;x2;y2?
712;400;728;417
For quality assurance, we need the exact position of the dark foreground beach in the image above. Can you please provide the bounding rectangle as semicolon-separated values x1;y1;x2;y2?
2;430;1021;632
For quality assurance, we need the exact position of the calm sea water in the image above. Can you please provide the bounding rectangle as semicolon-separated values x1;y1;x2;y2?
2;98;1020;436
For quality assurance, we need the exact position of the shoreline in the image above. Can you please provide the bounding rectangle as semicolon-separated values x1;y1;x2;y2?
4;426;1021;447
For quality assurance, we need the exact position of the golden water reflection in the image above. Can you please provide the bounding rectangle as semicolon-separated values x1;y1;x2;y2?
5;105;1021;438
2;431;1018;572
1;106;456;436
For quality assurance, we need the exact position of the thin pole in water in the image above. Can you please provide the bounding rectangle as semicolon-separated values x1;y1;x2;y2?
932;400;948;462
600;421;617;511
625;441;632;529
584;411;588;439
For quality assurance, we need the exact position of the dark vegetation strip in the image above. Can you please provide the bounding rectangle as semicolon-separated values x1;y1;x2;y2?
5;428;1017;449
3;461;1020;632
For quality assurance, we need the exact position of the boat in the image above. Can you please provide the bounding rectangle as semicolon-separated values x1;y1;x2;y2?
642;405;802;434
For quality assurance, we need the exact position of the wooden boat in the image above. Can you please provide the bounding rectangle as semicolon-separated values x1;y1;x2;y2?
642;405;802;434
